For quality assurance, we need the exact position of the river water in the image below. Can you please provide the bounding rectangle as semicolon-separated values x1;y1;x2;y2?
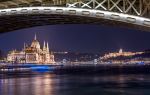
1;73;150;95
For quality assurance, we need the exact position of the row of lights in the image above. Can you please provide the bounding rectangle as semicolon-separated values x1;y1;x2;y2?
0;7;149;26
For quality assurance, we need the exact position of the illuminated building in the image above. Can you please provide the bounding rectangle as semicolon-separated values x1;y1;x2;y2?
7;34;55;64
100;48;143;60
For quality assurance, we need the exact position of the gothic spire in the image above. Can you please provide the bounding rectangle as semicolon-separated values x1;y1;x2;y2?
43;41;46;50
34;33;37;40
47;42;49;52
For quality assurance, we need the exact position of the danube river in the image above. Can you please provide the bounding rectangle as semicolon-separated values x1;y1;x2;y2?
1;73;150;95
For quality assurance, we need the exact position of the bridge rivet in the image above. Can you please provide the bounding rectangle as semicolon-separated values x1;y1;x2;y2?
95;12;104;17
143;20;150;26
126;17;136;23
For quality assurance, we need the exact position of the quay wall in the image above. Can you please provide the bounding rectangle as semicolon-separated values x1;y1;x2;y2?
1;64;150;74
53;64;150;74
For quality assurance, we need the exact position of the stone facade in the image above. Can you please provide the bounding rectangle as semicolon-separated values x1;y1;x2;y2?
7;34;55;64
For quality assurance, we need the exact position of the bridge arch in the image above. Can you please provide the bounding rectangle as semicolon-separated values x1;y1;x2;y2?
0;7;149;33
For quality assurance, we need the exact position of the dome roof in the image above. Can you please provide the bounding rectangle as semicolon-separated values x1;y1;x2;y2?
31;34;40;49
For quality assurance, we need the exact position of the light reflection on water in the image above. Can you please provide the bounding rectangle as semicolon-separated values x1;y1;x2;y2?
1;73;150;95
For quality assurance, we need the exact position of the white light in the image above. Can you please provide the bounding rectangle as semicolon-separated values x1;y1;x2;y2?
0;7;149;27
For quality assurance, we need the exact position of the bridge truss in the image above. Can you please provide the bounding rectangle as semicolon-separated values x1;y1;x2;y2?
67;0;150;17
0;0;149;32
0;0;149;18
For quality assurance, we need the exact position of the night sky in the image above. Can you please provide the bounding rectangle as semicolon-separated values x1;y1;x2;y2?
0;24;150;54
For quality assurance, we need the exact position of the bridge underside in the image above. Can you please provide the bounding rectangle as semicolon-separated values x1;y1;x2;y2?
0;0;149;33
0;0;149;18
0;14;149;33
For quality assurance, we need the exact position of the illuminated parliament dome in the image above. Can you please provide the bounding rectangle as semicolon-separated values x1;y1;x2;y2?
7;34;55;64
31;34;40;49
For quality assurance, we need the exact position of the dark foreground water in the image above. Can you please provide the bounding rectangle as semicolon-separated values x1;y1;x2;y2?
1;73;150;95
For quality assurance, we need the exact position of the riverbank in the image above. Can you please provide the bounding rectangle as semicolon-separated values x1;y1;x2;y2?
1;64;150;74
53;64;150;74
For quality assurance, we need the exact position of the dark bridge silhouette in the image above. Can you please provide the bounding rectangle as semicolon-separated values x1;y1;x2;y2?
0;0;149;32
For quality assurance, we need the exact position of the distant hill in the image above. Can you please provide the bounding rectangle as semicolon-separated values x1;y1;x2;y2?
101;49;150;62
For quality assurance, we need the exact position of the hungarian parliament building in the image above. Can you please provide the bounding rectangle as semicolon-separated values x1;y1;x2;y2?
7;34;55;64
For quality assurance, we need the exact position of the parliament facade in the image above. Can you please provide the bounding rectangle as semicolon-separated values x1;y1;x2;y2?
7;34;55;64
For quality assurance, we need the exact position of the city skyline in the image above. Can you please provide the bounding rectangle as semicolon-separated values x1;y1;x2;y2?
0;1;150;95
0;24;149;54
